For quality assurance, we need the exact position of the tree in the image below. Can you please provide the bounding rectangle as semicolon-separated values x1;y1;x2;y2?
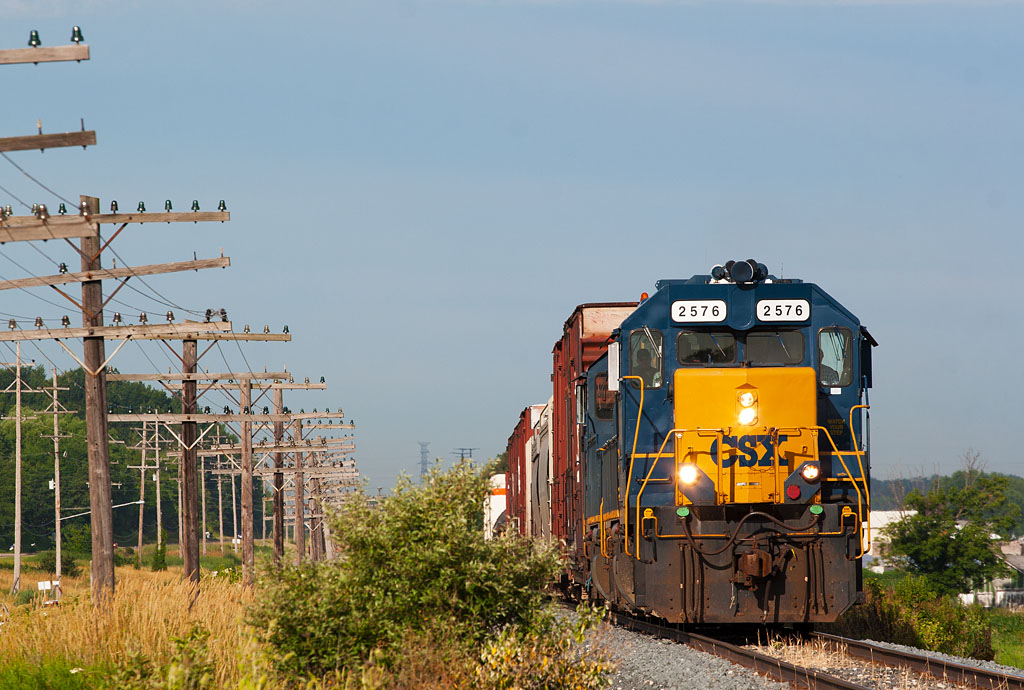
885;452;1021;595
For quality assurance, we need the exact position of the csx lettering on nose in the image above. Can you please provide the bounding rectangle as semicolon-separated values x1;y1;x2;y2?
709;434;790;467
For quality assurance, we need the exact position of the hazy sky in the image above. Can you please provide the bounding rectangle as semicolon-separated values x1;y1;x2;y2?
0;0;1021;491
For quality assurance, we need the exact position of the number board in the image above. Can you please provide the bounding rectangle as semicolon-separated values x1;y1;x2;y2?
671;300;727;323
757;299;810;322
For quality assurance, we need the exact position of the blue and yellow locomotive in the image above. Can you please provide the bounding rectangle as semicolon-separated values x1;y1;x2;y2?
507;259;875;625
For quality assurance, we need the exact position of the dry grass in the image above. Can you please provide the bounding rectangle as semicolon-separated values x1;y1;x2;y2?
0;566;254;686
750;634;931;690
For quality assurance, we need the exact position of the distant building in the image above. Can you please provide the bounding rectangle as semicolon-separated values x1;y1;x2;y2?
959;539;1024;607
865;510;916;572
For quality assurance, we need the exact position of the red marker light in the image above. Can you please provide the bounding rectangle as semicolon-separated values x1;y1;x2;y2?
640;292;649;301
786;485;801;500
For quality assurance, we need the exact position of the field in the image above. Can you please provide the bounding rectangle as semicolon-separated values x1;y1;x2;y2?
991;609;1024;669
0;548;257;689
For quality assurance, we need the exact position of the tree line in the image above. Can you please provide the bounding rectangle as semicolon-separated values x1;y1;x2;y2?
0;365;265;553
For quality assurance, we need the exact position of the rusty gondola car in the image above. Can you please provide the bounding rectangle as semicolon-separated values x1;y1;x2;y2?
506;260;876;625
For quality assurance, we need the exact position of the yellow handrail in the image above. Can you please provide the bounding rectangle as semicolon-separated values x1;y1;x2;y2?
622;375;644;557
635;430;678;558
848;403;871;555
634;428;724;559
811;426;869;558
599;498;608;558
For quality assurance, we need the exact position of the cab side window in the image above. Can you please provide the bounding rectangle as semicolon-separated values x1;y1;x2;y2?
630;329;663;389
818;327;853;387
594;373;614;420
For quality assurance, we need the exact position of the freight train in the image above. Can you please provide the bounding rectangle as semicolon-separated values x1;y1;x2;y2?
505;260;875;625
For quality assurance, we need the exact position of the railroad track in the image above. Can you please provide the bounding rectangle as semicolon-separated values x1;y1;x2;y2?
607;610;1024;690
609;612;867;690
808;632;1024;690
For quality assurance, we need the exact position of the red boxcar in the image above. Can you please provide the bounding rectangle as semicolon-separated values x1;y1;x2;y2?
550;303;637;578
505;404;544;535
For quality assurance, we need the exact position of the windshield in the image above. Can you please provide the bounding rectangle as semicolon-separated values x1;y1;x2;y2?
745;330;804;364
677;331;737;365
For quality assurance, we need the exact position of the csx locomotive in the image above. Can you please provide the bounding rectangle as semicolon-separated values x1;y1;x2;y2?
506;260;875;624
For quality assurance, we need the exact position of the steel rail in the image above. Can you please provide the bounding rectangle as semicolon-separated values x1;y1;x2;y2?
609;612;870;690
811;632;1024;690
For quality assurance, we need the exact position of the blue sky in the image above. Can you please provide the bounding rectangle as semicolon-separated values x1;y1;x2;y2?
1;0;1021;490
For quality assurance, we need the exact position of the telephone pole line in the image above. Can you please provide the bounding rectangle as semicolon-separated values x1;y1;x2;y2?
40;368;72;598
2;343;50;593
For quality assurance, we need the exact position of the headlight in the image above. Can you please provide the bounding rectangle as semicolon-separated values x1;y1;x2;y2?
737;407;757;425
801;463;821;482
738;391;755;407
678;464;699;485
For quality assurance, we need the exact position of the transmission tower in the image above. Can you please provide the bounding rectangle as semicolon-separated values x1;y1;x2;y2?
418;441;430;480
452;447;478;461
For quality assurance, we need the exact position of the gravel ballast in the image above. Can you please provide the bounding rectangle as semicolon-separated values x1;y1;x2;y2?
597;624;788;690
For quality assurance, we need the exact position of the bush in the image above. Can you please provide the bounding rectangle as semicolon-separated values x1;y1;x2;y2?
478;605;615;690
100;625;216;690
13;589;39;607
34;550;81;578
151;531;167;572
113;547;135;567
830;575;994;660
249;461;583;680
61;525;91;557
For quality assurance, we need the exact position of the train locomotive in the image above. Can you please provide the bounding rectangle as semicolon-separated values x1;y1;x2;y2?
505;260;875;625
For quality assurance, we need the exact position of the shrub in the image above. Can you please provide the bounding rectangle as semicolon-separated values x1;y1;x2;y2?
34;550;82;578
61;524;91;557
151;531;167;572
100;625;216;690
249;461;566;677
113;547;136;567
13;589;39;607
830;575;994;660
477;605;615;690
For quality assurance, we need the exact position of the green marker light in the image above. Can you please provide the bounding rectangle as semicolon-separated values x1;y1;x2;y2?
676;507;690;518
810;505;823;515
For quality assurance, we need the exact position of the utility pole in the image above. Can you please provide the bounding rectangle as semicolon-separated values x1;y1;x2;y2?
13;343;22;594
135;422;147;568
181;338;199;582
231;464;238;550
78;195;114;601
155;423;162;554
123;402;353;578
47;368;70;598
216;429;224;553
9;343;23;594
0;192;232;602
176;462;183;556
2;343;49;594
240;380;253;583
273;388;285;566
201;456;207;556
293;417;305;565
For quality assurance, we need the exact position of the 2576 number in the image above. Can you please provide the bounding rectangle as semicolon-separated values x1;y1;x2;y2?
756;299;810;322
671;300;727;323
